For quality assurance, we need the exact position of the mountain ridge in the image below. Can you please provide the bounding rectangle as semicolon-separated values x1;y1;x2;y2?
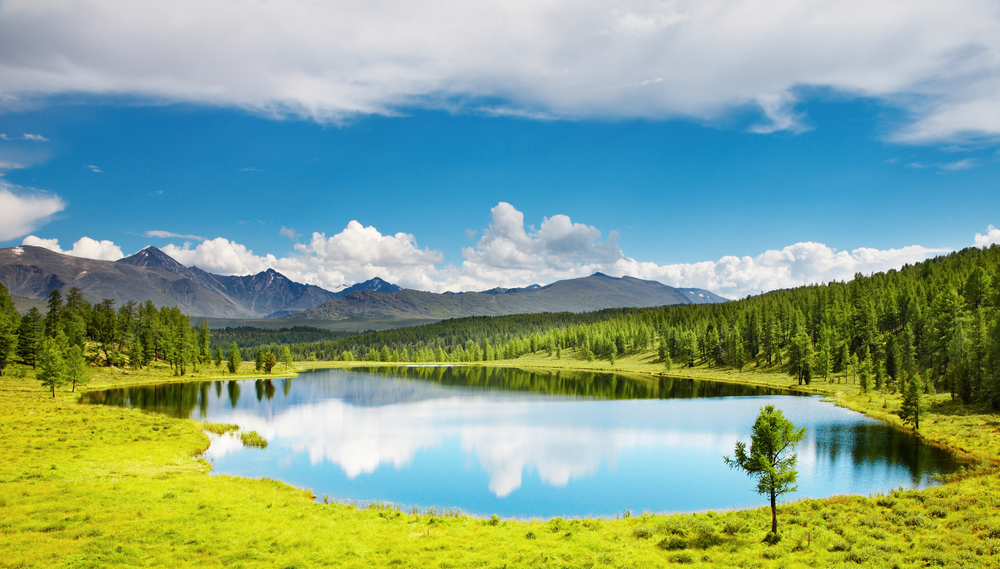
0;245;339;318
0;245;728;321
289;272;727;321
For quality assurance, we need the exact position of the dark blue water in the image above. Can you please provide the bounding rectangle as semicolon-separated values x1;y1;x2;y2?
84;366;960;518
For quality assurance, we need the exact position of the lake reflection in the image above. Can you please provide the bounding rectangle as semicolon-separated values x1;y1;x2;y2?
83;366;961;518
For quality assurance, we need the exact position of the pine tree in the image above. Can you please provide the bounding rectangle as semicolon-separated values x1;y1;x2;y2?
725;405;806;537
280;346;292;370
64;344;88;392
37;336;67;397
900;372;923;430
0;284;19;376
44;289;63;338
228;342;241;373
858;348;872;393
17;307;44;368
264;351;277;373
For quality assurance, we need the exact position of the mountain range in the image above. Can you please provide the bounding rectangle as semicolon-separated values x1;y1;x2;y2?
0;245;727;321
288;272;727;321
0;245;344;318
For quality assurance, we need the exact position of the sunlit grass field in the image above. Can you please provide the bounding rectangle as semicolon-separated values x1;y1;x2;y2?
3;352;1000;568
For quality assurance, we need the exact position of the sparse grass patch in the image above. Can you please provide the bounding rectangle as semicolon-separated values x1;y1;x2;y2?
239;430;268;449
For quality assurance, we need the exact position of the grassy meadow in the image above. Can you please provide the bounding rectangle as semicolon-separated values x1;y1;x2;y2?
3;352;1000;568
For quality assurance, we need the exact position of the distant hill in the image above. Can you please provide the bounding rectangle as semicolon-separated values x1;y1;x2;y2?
289;272;727;321
0;245;339;318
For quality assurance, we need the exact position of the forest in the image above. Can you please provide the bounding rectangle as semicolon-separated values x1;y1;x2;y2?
217;245;1000;410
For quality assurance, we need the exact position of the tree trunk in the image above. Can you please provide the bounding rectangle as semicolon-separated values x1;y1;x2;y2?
770;489;777;534
51;384;55;398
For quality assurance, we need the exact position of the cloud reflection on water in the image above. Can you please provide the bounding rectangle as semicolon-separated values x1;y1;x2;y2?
208;395;740;497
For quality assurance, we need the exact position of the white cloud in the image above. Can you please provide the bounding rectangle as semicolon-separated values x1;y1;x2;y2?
161;237;283;276
0;182;65;241
21;234;124;260
290;221;444;289
748;91;808;134
614;242;949;298
454;203;950;297
2;1;1000;141
458;202;624;286
144;229;206;240
0;160;28;169
41;204;987;297
939;158;975;171
87;165;102;173
144;202;961;297
975;225;1000;248
279;226;299;240
0;133;49;141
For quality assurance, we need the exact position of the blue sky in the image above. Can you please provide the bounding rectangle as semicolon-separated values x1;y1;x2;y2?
1;1;999;297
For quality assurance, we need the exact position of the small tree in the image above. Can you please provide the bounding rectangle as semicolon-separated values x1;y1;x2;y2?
264;351;277;374
254;348;265;372
64;344;88;392
228;342;241;374
725;405;806;538
280;346;292;370
214;346;224;368
900;372;923;430
37;336;67;397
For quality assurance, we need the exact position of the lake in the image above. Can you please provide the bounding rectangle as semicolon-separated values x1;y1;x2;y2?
83;366;961;518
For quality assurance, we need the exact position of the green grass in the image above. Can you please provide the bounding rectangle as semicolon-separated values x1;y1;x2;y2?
239;430;268;449
3;352;1000;568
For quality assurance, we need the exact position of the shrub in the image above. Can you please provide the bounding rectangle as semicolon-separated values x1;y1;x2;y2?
632;527;653;539
668;552;695;564
657;536;687;551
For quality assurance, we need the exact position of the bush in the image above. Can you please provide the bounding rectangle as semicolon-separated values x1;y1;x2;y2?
657;536;687;551
632;527;653;539
668;552;695;564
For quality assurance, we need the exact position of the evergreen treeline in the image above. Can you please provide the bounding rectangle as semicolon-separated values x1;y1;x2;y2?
253;245;1000;410
241;308;663;363
208;326;356;358
0;285;219;391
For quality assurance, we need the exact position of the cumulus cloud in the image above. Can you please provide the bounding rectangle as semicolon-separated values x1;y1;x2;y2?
975;225;1000;248
153;222;443;291
455;203;950;297
141;202;962;297
614;243;949;298
2;1;1000;141
279;226;299;240
144;229;206;240
161;238;284;276
0;182;65;241
458;202;624;286
39;204;987;297
21;235;124;260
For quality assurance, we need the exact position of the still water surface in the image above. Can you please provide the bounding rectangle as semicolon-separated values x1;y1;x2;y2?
84;366;960;518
